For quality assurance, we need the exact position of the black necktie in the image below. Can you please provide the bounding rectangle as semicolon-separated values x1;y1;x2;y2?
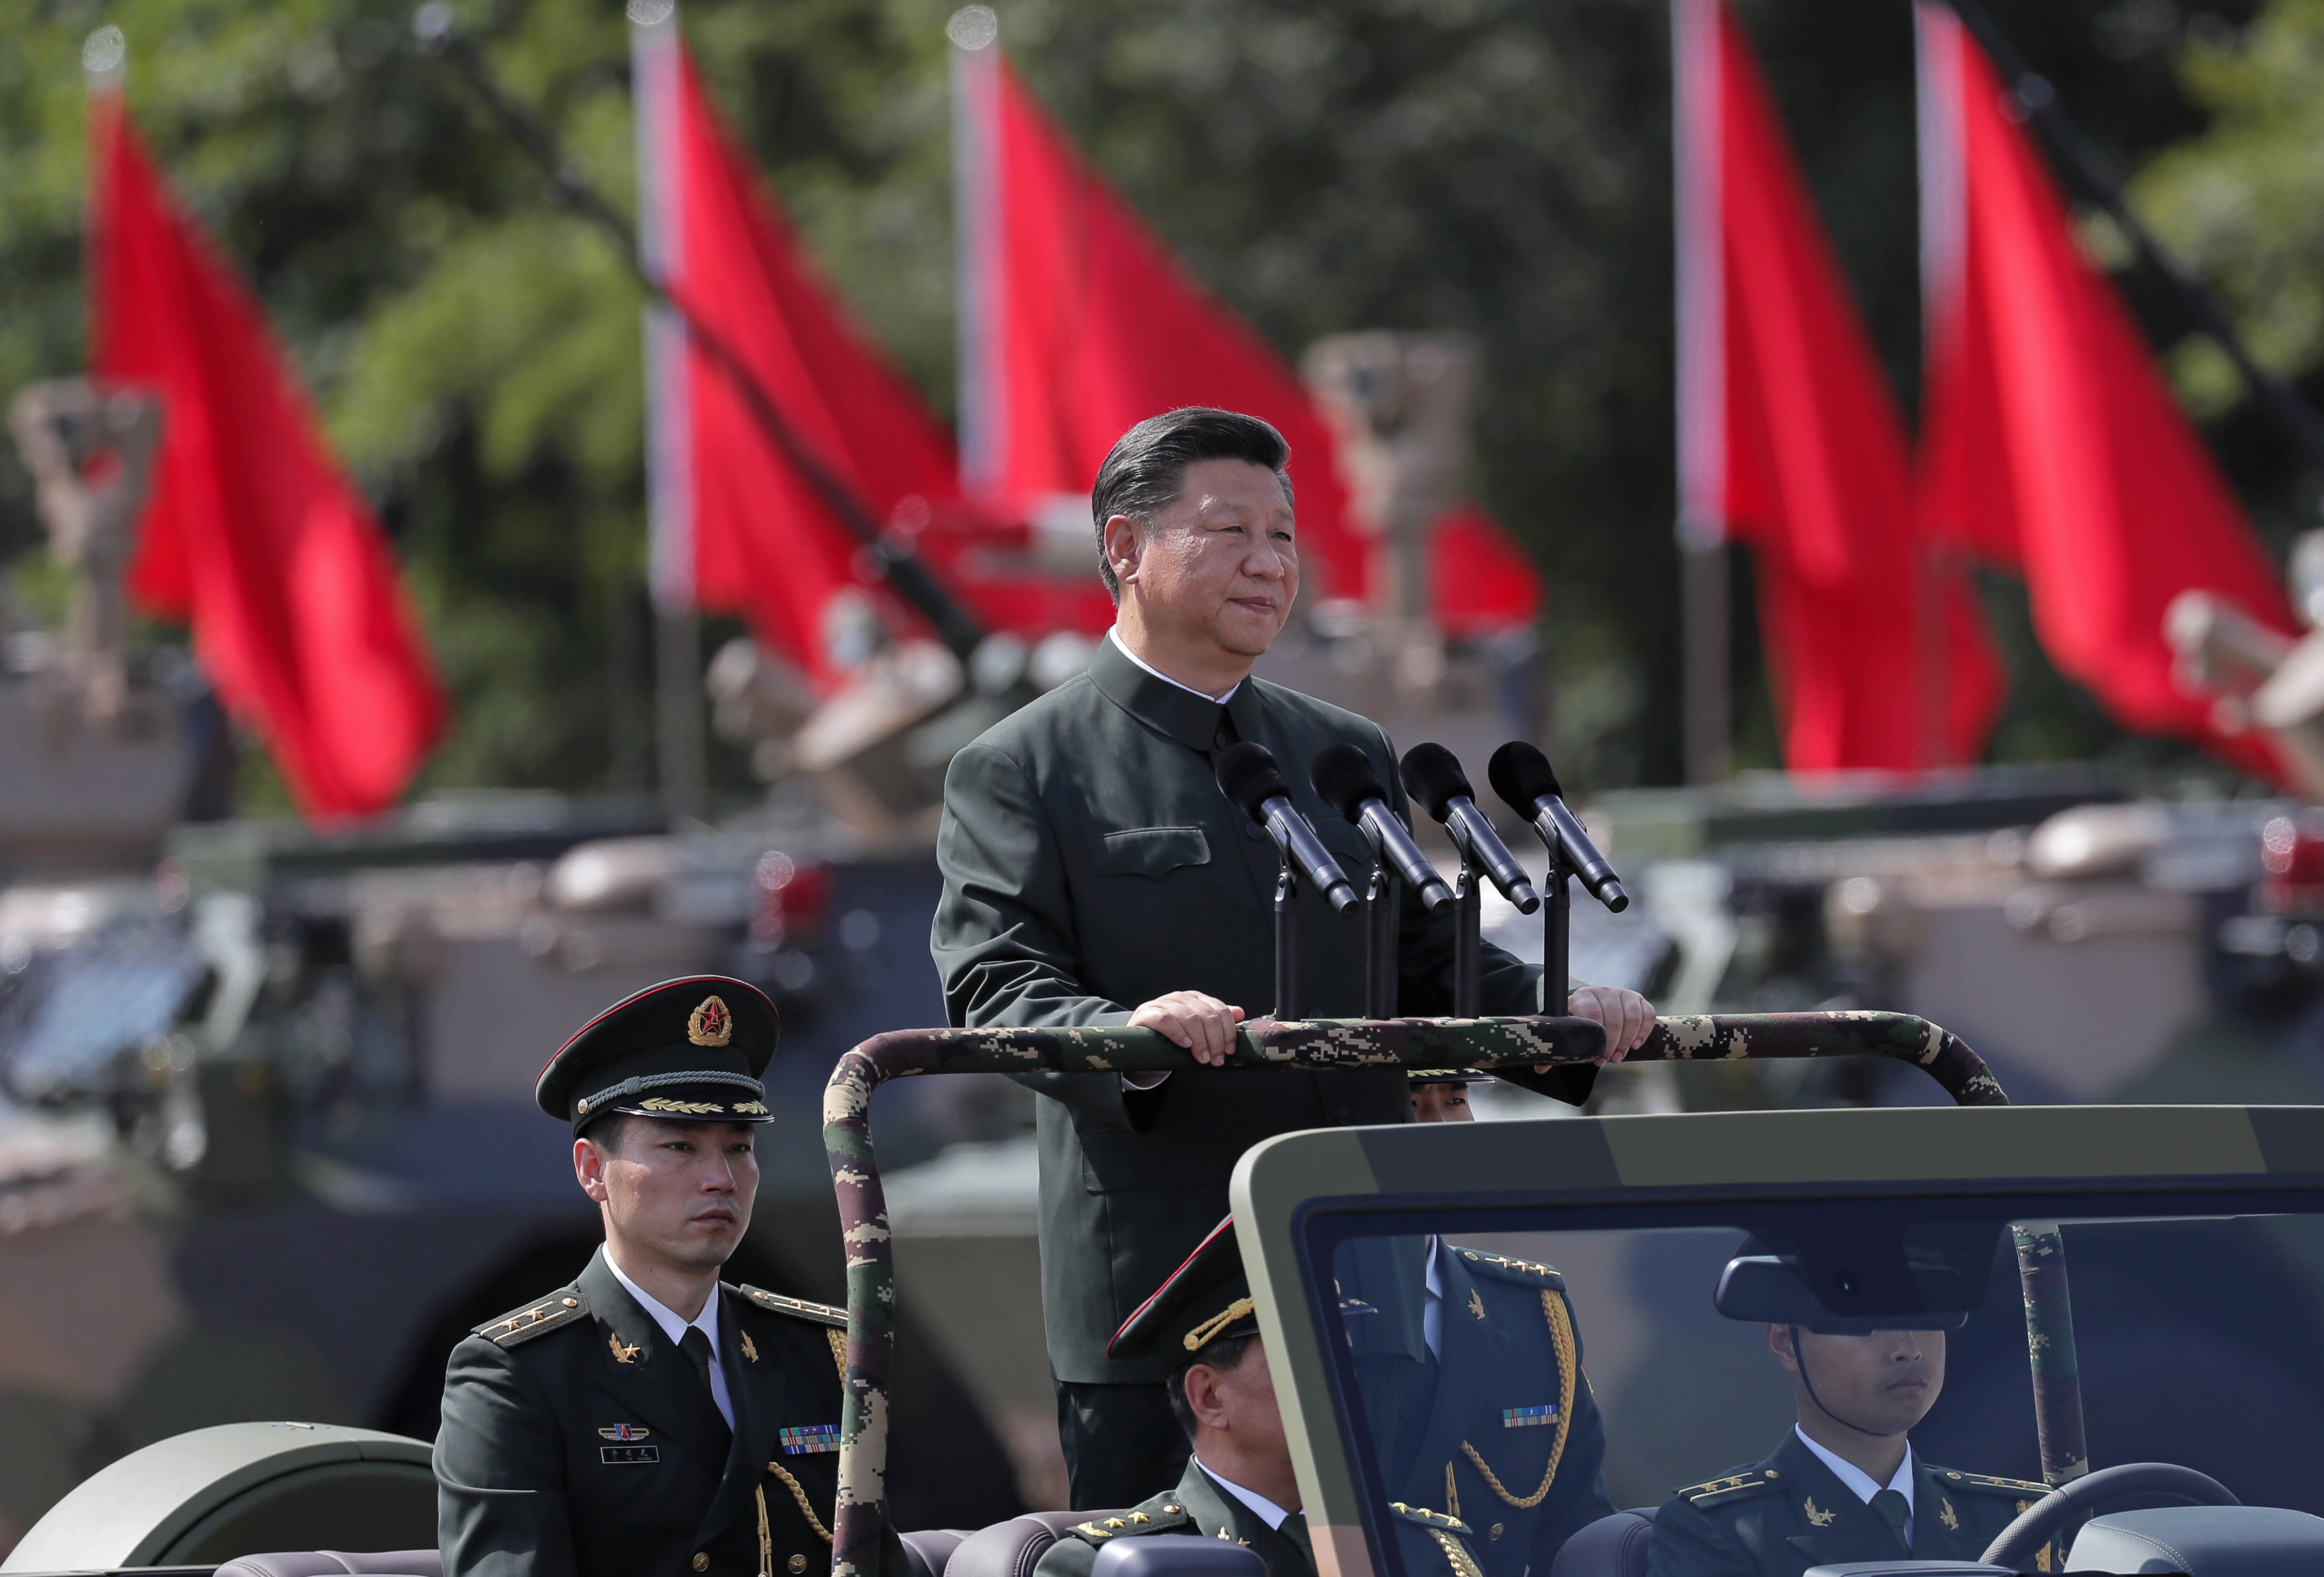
680;1326;731;1441
1870;1488;1911;1551
1278;1511;1315;1571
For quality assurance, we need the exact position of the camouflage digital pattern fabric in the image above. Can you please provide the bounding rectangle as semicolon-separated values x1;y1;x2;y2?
819;1011;2003;1576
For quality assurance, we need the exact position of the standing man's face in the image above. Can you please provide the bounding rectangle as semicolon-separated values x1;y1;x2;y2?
1107;458;1299;664
1770;1325;1946;1439
576;1117;759;1274
1410;1083;1475;1122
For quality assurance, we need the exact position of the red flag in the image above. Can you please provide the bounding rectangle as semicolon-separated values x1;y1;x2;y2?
636;22;963;685
1915;3;2294;777
1675;0;2000;771
90;93;445;820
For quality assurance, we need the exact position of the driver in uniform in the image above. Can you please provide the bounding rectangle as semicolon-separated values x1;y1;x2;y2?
435;977;899;1577
1646;1240;2056;1577
1035;1218;1494;1577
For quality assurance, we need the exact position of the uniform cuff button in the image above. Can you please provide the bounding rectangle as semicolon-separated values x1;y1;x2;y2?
789;1556;809;1573
693;1554;709;1572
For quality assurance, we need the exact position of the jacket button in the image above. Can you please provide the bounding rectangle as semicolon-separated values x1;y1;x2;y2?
789;1557;809;1573
693;1556;709;1572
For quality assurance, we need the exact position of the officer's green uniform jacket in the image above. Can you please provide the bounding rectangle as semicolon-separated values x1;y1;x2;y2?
437;1246;891;1577
1356;1246;1615;1577
1644;1431;2056;1577
933;634;1585;1383
1030;1455;1494;1577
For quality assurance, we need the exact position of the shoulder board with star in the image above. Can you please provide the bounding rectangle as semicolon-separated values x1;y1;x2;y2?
1449;1247;1565;1287
735;1284;849;1329
1675;1469;1785;1509
1388;1502;1472;1535
474;1287;589;1348
1068;1497;1191;1543
1931;1469;2052;1498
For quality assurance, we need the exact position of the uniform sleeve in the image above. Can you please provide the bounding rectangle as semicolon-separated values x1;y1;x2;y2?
932;742;1152;1130
436;1335;578;1577
1029;1532;1102;1577
1643;1494;1758;1577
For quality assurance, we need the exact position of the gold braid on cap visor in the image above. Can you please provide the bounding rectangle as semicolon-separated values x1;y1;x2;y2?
1183;1298;1258;1352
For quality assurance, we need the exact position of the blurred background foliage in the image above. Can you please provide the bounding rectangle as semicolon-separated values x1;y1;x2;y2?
1;0;2316;806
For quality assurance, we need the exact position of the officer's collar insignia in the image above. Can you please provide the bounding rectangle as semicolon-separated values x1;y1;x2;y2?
1467;1289;1486;1321
1804;1496;1839;1528
1939;1497;1959;1532
689;995;734;1047
599;1423;650;1441
741;1331;760;1363
609;1333;641;1365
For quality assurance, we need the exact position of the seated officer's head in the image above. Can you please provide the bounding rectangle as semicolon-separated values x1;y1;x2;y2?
535;977;780;1278
1716;1239;1960;1445
1408;1072;1475;1123
1117;1217;1296;1497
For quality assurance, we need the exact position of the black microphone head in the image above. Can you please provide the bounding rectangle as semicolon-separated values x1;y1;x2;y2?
1398;742;1474;823
1216;741;1291;825
1487;740;1561;815
1310;743;1388;823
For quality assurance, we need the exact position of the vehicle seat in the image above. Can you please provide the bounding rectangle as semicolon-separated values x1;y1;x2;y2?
947;1510;1130;1577
904;1527;973;1577
211;1554;441;1577
1546;1507;1658;1577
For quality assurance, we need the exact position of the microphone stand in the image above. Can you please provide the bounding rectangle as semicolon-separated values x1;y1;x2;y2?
1363;865;1397;1021
1543;847;1572;1015
1453;854;1482;1017
1274;856;1300;1022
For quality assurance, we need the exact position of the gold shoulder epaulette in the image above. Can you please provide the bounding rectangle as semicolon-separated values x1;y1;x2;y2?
736;1284;849;1329
1676;1469;1784;1508
1452;1248;1564;1285
1389;1502;1473;1535
1936;1469;2052;1497
475;1289;588;1348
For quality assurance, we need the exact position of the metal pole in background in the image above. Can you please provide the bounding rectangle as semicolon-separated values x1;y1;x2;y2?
1673;0;1731;786
1683;541;1731;784
2012;1221;2091;1488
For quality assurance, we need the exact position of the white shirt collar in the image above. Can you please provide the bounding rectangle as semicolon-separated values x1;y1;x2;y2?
607;1254;721;1358
1794;1426;1914;1513
1196;1458;1296;1531
1106;627;1241;705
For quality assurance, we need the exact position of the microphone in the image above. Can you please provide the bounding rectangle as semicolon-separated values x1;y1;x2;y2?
1216;743;1360;914
1488;742;1629;912
1310;744;1455;912
1397;743;1541;914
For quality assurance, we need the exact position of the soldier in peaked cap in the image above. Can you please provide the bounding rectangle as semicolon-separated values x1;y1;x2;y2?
1645;1239;2056;1577
1034;1217;1496;1577
436;976;901;1577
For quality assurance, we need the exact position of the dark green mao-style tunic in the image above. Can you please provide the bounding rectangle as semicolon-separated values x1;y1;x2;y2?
1031;1456;1494;1577
1645;1431;2055;1577
437;1246;886;1577
933;634;1580;1384
1355;1246;1615;1577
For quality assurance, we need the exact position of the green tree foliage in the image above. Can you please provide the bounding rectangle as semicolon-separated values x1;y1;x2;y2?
0;0;2284;803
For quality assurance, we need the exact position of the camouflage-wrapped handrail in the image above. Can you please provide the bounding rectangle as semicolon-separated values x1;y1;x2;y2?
820;1009;2002;1575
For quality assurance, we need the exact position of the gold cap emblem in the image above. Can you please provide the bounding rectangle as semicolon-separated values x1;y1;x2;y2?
688;995;733;1047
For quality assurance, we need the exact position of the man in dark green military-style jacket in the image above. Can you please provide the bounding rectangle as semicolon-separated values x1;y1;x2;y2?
436;977;900;1577
1645;1242;2056;1577
1034;1218;1496;1577
932;408;1657;1509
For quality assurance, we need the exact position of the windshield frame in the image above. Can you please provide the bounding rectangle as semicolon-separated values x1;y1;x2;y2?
1226;1103;2324;1577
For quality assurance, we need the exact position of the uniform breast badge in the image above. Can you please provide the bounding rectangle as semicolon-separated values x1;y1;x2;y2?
1500;1404;1557;1428
1804;1497;1838;1528
599;1424;651;1441
778;1424;840;1455
741;1331;760;1363
609;1333;641;1364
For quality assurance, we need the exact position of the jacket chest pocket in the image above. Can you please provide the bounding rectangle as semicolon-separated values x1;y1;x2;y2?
1089;826;1212;879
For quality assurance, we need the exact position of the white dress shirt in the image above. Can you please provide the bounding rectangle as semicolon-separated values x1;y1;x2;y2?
608;1255;736;1430
1793;1427;1914;1546
1197;1458;1296;1531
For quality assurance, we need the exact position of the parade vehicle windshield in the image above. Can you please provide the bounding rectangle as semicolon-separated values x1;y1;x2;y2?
1234;1104;2324;1577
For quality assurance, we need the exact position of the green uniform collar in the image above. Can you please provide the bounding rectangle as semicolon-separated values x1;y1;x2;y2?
1090;631;1264;753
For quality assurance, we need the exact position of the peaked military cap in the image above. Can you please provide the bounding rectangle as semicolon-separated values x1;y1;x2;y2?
1406;1069;1478;1087
1109;1216;1258;1363
536;975;778;1133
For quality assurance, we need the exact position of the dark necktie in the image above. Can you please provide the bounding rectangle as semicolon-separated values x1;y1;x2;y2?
680;1326;731;1442
1278;1510;1315;1572
1870;1488;1911;1551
